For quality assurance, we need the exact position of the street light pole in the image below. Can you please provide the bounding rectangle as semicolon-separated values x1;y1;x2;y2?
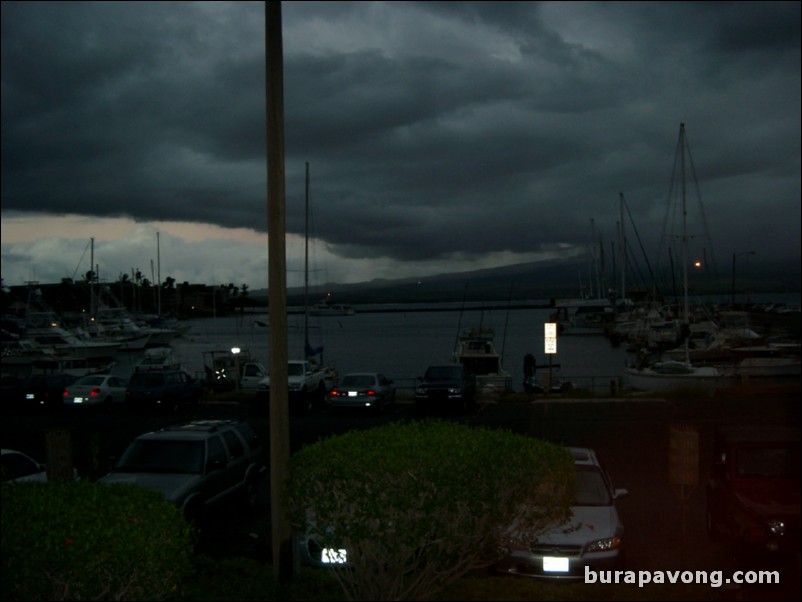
731;251;755;306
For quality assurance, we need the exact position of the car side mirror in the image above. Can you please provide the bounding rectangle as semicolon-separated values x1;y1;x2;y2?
614;488;629;500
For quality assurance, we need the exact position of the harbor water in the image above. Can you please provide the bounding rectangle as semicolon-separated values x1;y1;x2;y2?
110;305;632;395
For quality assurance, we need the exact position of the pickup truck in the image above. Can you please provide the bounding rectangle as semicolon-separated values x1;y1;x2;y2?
414;363;476;415
255;360;338;413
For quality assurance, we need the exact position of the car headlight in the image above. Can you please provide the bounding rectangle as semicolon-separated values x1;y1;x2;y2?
585;536;622;553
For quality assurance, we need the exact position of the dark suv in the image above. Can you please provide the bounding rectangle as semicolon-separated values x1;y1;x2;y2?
706;425;800;559
99;419;266;524
414;364;476;415
125;369;202;412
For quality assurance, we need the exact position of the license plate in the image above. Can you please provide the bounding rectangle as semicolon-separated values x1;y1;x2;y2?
348;391;358;397
543;556;569;572
74;397;85;404
26;394;34;400
321;548;347;564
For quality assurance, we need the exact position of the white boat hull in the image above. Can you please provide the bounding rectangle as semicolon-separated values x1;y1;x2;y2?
475;373;513;396
623;364;737;395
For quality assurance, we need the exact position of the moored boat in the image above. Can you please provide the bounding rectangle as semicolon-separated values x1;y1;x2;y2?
23;311;122;358
454;326;512;396
623;359;736;396
308;294;355;316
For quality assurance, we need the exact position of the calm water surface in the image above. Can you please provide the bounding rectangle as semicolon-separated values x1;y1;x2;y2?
108;292;799;394
158;306;630;393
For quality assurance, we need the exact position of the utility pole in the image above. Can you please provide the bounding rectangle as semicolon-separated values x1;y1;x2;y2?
266;0;292;582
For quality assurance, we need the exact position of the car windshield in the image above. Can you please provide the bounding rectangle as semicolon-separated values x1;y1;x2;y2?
288;363;305;376
75;376;104;386
736;446;799;477
341;375;375;387
574;465;612;506
115;440;204;474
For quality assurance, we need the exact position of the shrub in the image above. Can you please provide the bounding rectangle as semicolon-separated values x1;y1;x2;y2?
287;420;574;601
1;480;194;601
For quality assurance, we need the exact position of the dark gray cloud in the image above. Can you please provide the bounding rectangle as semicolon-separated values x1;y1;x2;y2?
2;1;800;288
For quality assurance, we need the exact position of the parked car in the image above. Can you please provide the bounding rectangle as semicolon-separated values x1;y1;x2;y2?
1;448;48;483
63;374;129;409
1;448;78;483
326;372;395;412
706;425;800;559
125;369;202;412
494;447;628;580
98;419;266;524
19;373;78;411
414;364;476;414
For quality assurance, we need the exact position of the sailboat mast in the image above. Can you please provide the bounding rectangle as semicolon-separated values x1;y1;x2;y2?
680;123;690;364
619;193;626;302
304;161;309;353
157;231;161;318
90;237;95;319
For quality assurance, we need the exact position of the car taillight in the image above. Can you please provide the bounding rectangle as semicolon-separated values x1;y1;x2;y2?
329;389;341;396
90;388;101;397
366;389;376;396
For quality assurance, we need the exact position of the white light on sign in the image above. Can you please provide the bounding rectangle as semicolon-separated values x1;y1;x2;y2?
545;323;557;354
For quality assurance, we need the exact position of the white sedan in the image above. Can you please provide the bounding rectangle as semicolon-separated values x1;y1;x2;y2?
63;374;129;409
326;372;396;412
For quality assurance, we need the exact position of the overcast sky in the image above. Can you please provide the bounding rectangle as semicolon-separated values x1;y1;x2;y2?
2;1;800;293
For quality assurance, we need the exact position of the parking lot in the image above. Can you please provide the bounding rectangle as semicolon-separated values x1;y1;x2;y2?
2;391;799;600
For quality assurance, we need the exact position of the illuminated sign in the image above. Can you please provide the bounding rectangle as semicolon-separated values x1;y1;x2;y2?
545;322;557;354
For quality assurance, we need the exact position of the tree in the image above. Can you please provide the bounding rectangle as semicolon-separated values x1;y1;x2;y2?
287;421;574;601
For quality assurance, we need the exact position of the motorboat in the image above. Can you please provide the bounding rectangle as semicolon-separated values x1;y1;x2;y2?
454;326;512;396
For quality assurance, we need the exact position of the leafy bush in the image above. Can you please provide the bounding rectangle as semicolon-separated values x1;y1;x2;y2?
1;480;194;601
287;420;574;601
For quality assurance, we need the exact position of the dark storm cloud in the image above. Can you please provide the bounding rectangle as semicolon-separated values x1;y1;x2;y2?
2;1;800;281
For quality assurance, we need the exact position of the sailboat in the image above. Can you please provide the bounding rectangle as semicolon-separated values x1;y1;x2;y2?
623;124;736;395
299;162;336;377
